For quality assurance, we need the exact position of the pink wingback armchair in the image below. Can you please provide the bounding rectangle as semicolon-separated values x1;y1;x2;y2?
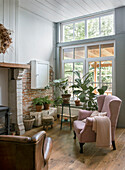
73;95;122;153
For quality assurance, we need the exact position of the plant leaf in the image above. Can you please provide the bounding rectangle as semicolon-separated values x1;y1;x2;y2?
73;90;83;95
74;71;80;78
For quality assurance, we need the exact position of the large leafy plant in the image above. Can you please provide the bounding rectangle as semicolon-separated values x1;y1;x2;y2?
32;97;43;106
45;78;69;106
71;71;97;110
41;96;53;105
50;78;69;94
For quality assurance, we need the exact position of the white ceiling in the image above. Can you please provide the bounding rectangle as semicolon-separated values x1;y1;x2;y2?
19;0;125;22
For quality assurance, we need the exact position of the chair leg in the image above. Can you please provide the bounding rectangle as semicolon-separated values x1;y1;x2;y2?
73;131;76;139
79;143;84;153
112;141;116;150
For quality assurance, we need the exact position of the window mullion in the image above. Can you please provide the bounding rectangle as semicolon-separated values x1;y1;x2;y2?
99;61;101;88
73;23;75;41
85;19;87;39
73;48;75;82
99;16;101;36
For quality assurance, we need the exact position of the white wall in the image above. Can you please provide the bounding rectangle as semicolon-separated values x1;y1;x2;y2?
0;0;55;106
18;8;54;66
0;0;54;65
0;68;8;106
0;0;16;63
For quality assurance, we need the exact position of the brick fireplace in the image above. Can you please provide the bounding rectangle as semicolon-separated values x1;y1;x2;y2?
0;63;30;135
8;68;26;135
0;63;54;135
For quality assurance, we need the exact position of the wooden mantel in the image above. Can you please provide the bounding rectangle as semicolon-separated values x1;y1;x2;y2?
0;62;30;69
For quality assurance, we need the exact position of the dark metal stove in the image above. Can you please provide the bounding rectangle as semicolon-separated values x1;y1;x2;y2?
0;106;11;135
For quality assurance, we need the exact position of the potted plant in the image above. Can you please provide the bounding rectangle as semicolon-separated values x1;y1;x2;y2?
97;86;108;95
33;97;43;112
74;95;81;106
41;96;53;110
71;71;97;110
45;78;71;105
61;78;71;104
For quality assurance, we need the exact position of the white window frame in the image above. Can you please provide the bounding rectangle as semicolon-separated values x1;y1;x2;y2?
61;11;115;42
61;45;86;79
61;40;116;97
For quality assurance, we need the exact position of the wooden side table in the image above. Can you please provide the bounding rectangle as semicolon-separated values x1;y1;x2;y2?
60;103;72;130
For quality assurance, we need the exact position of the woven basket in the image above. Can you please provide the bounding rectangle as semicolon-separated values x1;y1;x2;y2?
23;115;35;131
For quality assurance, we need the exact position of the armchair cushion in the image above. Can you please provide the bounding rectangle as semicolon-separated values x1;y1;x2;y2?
78;109;92;120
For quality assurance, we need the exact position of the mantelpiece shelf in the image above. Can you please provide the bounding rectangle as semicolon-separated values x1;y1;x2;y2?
0;62;30;69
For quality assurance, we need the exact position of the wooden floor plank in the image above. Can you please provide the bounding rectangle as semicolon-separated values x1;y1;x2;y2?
23;119;125;170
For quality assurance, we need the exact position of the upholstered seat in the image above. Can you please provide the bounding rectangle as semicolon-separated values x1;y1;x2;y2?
0;131;52;170
73;95;122;153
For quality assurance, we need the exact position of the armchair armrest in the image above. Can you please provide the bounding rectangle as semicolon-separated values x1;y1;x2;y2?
80;117;94;134
86;117;94;126
44;137;52;163
78;109;92;120
31;131;46;142
0;135;31;143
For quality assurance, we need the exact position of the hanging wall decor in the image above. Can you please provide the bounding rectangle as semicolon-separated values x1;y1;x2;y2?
0;23;12;54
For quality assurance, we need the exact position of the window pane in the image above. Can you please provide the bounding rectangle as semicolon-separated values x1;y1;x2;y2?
101;43;114;57
88;45;99;58
101;14;114;36
101;61;112;94
63;24;73;42
74;21;85;40
75;47;85;59
89;61;100;92
63;48;73;59
87;18;99;38
64;63;73;83
74;62;83;79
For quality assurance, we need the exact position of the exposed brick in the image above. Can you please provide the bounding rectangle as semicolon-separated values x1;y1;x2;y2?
22;66;54;115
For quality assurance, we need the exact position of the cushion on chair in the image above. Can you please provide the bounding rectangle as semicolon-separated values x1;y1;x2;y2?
101;96;112;117
78;110;92;120
74;120;85;134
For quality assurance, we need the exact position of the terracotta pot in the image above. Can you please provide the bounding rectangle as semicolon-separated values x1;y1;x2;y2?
75;100;81;106
36;105;42;112
44;104;50;110
62;94;71;104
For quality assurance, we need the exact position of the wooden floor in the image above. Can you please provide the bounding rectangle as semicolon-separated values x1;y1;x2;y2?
24;119;125;170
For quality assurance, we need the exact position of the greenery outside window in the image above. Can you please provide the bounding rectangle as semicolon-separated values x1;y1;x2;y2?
62;13;114;42
62;42;115;100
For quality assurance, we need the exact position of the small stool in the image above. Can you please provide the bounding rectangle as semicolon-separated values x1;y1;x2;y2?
42;115;54;130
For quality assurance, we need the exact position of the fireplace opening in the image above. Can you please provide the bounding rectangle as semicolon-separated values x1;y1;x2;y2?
0;106;11;135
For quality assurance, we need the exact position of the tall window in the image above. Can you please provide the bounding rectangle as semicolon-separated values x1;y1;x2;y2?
62;47;85;99
62;42;115;99
87;43;114;95
62;13;114;42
